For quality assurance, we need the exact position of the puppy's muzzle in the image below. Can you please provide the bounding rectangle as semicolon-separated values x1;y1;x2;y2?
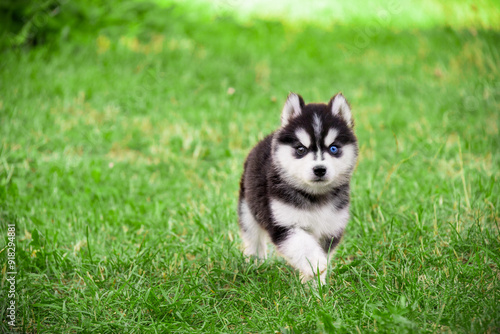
313;166;327;177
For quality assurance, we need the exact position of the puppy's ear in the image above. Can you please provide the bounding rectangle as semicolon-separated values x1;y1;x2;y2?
329;93;353;128
281;93;305;127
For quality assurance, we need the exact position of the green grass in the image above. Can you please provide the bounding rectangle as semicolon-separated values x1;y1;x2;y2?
170;0;500;29
1;1;499;332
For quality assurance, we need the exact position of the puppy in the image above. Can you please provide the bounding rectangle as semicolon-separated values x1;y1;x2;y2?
238;92;358;283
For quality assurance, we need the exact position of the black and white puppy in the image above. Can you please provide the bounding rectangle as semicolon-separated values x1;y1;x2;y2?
238;93;358;283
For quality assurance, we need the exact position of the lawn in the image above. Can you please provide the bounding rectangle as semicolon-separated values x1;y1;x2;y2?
1;0;499;332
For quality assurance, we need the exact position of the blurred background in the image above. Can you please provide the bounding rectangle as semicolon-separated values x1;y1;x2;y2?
1;0;498;209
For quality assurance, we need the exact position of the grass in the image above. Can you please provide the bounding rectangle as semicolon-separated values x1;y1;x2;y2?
1;1;499;332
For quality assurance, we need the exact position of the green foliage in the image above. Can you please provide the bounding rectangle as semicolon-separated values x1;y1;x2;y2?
0;0;176;49
0;0;499;333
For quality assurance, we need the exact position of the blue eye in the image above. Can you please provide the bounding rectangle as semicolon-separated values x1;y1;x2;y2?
329;145;339;154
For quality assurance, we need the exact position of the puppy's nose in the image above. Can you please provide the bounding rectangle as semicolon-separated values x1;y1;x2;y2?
313;166;327;177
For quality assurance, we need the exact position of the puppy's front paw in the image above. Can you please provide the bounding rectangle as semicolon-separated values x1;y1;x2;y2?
299;257;327;284
300;270;327;286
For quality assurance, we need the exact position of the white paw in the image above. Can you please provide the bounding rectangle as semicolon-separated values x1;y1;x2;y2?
243;244;267;259
299;255;327;283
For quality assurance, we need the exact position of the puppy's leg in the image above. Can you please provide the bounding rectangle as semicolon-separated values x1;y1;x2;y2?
239;200;268;259
277;228;328;284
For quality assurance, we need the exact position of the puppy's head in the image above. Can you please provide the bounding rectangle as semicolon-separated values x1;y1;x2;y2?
272;93;358;195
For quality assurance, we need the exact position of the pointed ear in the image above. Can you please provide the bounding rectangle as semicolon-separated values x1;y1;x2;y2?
329;93;353;127
281;93;305;127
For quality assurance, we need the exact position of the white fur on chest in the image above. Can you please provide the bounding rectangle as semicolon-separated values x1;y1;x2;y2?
270;199;349;239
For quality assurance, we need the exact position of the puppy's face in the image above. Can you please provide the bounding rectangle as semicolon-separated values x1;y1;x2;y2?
273;93;358;194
